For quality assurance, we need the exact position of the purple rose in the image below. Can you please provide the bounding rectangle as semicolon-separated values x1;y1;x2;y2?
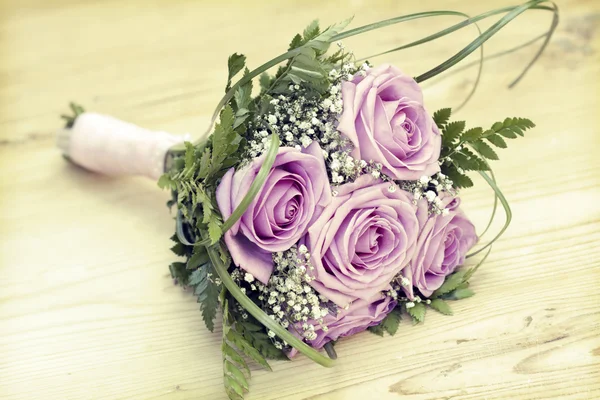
216;142;331;284
288;292;396;356
402;196;478;298
301;174;419;307
337;64;441;180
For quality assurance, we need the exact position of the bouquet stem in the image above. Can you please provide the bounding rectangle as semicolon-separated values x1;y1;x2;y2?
58;112;189;180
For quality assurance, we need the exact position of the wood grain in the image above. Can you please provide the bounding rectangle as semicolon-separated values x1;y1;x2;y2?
1;0;599;399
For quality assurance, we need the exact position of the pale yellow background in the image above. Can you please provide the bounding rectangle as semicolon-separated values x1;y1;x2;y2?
1;0;599;399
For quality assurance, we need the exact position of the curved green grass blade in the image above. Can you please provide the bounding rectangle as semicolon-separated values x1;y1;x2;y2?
352;11;484;113
466;169;511;258
208;246;335;368
221;134;280;233
470;148;498;239
463;245;492;281
508;2;559;88
415;0;556;83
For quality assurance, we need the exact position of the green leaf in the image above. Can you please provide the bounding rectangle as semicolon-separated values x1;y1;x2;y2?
407;302;426;323
170;242;188;257
198;148;212;179
227;329;272;371
433;108;451;128
429;299;453;315
208;218;222;245
303;20;321;42
367;324;385;337
461;127;484;142
225;360;249;391
222;342;250;373
234;71;253;110
184;142;196;171
442;121;465;146
432;270;467;297
169;262;189;285
471;140;499;160
460;147;489;170
381;309;402;336
239;320;288;360
197;264;220;332
451;151;485;171
445;288;475;300
227;53;246;91
443;163;473;189
492;117;534;139
225;375;244;398
288;33;303;50
259;73;273;92
187;248;209;270
486;133;507;148
157;173;176;190
188;266;207;286
308;18;353;52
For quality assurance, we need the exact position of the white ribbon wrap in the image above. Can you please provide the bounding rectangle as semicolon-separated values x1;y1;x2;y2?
58;113;189;180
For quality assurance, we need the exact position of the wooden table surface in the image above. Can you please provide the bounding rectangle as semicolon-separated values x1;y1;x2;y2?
1;0;599;399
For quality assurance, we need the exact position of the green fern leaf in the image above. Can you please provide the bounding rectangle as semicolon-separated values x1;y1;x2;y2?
288;33;303;50
461;127;484;142
433;108;451;128
432;270;467;298
460;148;489;170
222;342;250;373
197;264;220;332
429;299;453;315
367;324;385;337
239;321;288;360
443;163;474;189
442;120;465;146
486;133;507;148
407;302;426;323
227;329;272;371
225;360;249;391
381;309;402;336
302;20;321;42
471;140;499;160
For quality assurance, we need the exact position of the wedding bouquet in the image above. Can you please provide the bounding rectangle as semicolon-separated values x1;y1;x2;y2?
58;1;558;398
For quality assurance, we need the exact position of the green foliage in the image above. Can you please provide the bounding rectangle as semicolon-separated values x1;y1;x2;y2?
222;299;251;400
428;269;476;303
60;102;85;128
368;308;402;337
381;309;402;335
367;324;385;337
157;174;176;190
433;108;451;128
429;298;453;315
187;247;209;270
227;328;272;371
227;53;247;92
265;19;354;96
443;287;475;300
441;120;465;147
407;302;426;323
238;319;289;360
187;264;221;332
169;262;189;285
437;108;535;189
431;270;468;298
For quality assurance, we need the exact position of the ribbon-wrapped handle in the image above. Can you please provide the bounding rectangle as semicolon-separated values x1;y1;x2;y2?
57;112;189;180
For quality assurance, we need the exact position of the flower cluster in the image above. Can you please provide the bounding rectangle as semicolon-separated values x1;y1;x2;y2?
216;61;478;354
245;61;370;186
